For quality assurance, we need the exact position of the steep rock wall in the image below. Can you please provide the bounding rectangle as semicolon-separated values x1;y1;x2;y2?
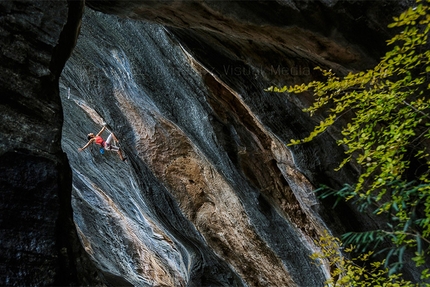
61;11;328;286
0;0;101;286
0;0;420;286
60;1;418;286
86;0;410;71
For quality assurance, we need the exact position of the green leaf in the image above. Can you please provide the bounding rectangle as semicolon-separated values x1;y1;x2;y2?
273;2;430;283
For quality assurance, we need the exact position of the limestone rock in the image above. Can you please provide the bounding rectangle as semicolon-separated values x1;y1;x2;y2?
60;1;420;285
1;0;422;286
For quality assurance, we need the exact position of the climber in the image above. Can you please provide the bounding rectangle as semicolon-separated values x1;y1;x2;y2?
78;126;126;161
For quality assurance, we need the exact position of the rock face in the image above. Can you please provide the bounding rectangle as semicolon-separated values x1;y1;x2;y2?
59;1;418;286
61;12;326;286
0;1;100;286
1;0;420;286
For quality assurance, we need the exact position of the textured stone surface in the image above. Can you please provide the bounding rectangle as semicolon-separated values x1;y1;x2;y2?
59;1;419;285
1;0;422;285
86;0;413;71
61;10;330;286
0;1;100;286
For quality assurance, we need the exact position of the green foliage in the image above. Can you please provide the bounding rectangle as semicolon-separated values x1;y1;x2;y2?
267;0;430;283
317;179;430;277
312;231;419;286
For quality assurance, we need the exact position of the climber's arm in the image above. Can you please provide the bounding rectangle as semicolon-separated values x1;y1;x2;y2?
78;139;94;152
96;126;106;137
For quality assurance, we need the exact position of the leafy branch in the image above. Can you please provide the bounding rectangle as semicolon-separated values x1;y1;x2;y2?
267;0;430;284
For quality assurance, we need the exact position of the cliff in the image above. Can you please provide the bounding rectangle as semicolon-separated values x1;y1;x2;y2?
0;0;102;285
0;0;417;286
